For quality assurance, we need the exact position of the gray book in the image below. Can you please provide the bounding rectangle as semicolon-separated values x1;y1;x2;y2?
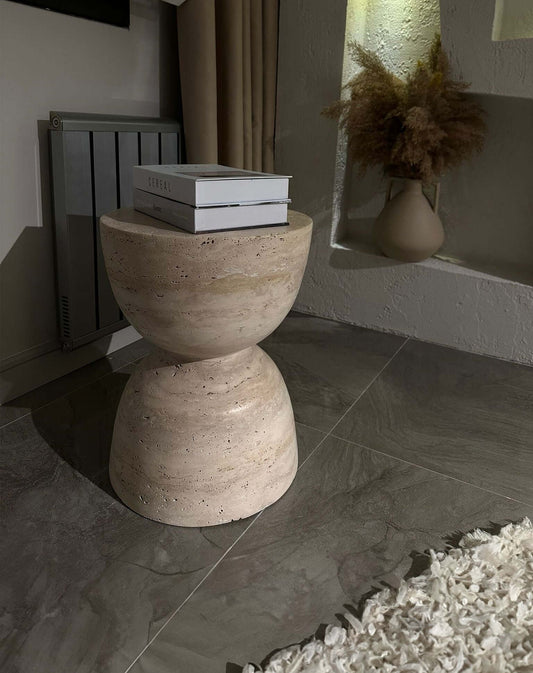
134;188;289;233
133;163;291;206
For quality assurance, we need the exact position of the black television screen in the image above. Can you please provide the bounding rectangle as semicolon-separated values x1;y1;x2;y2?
13;0;130;28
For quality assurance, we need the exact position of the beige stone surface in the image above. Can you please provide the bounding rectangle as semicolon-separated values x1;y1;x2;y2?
100;208;312;526
100;209;312;360
110;346;297;526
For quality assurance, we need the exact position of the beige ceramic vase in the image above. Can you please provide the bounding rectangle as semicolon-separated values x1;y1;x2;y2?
374;178;444;262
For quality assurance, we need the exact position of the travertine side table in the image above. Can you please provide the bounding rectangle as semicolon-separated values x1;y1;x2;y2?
100;208;312;527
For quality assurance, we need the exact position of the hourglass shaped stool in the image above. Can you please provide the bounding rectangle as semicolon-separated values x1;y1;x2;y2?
100;208;312;527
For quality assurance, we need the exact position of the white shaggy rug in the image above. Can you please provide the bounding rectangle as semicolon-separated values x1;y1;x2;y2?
243;519;533;673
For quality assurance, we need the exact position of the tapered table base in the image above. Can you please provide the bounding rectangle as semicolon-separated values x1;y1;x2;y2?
110;346;297;526
100;208;312;527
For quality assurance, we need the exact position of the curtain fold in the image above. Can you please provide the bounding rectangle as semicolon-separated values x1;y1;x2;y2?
250;0;264;171
261;0;278;173
242;1;253;169
177;0;279;171
176;0;218;163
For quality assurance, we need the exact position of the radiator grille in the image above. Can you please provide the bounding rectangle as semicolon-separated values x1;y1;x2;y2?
60;296;71;339
49;111;182;350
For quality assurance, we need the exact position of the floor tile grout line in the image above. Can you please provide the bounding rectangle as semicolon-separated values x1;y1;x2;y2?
293;309;533;371
296;426;332;472
131;336;414;651
8;334;408;670
0;352;148;432
331;432;533;509
2;332;407;434
0;415;31;432
325;337;410;438
122;416;331;672
296;428;331;469
294;337;410;472
294;420;328;435
122;510;265;673
319;330;533;508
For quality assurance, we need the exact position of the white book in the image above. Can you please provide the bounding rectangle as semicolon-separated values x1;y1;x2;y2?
133;164;291;207
133;188;289;233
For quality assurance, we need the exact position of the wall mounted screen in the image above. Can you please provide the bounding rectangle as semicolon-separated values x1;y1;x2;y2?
12;0;130;28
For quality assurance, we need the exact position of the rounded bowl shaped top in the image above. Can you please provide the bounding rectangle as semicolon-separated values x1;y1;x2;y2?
100;208;312;359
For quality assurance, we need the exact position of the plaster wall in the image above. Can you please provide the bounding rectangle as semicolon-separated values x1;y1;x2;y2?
344;93;533;287
440;0;533;98
346;0;440;78
439;94;533;284
277;0;533;365
333;0;441;245
0;0;177;372
493;0;533;41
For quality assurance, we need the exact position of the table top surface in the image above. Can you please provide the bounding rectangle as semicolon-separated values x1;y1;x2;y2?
100;207;312;240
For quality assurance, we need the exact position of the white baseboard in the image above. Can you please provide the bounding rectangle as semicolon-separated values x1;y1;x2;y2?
0;326;142;405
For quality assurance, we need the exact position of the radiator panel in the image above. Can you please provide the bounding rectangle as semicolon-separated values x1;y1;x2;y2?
49;112;181;350
63;131;97;338
117;132;139;209
93;131;121;328
161;132;179;164
140;132;159;165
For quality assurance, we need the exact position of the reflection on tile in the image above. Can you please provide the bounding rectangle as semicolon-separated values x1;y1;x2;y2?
129;434;531;673
261;313;406;431
0;419;247;673
30;367;324;495
30;370;130;490
0;375;324;673
0;338;152;429
333;339;533;504
6;312;531;673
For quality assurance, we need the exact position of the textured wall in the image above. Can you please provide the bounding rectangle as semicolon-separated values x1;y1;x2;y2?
440;0;533;98
298;245;533;364
439;94;533;285
342;93;533;287
347;0;440;77
332;0;441;245
276;0;533;365
493;0;533;40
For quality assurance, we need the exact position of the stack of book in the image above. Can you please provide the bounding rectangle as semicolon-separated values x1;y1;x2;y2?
133;164;291;233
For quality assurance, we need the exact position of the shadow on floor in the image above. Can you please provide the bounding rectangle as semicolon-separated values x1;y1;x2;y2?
30;370;131;502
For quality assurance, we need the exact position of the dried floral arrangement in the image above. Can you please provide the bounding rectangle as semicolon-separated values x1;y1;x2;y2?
323;34;486;184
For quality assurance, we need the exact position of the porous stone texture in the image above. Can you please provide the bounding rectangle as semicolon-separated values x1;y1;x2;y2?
100;209;312;360
110;346;297;527
100;209;312;526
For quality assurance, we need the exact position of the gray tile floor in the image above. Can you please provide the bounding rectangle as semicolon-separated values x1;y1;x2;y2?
1;312;532;673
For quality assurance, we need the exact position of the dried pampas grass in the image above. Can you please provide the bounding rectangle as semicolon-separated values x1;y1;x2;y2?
323;35;486;184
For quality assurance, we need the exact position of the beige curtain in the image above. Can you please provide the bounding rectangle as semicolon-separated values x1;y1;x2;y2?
177;0;279;172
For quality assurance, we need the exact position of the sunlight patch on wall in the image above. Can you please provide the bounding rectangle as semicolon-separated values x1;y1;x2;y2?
493;0;533;41
343;0;440;79
331;0;441;246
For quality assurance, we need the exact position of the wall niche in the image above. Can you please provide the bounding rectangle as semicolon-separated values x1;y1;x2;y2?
332;0;533;288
